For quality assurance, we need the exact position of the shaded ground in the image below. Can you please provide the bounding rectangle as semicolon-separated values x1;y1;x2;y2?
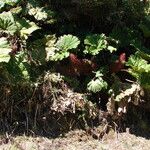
0;129;150;150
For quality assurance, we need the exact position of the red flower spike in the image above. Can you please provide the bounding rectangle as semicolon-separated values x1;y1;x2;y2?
69;53;82;67
57;53;97;77
68;53;97;76
119;53;126;63
110;53;126;73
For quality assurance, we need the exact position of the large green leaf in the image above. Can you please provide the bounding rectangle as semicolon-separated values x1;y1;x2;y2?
48;34;80;61
5;0;21;6
87;78;108;93
84;34;108;55
26;0;56;23
0;11;39;38
0;1;5;10
126;55;150;89
126;55;150;73
0;11;18;34
0;37;12;63
20;21;40;39
87;70;108;93
56;34;80;51
6;52;30;82
0;0;21;10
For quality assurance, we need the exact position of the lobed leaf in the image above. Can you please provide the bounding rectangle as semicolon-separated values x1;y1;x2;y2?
87;78;108;93
5;0;21;6
84;34;107;55
26;0;56;23
56;34;80;51
48;34;80;61
126;55;150;73
0;37;11;63
20;21;40;39
0;11;18;35
87;70;108;93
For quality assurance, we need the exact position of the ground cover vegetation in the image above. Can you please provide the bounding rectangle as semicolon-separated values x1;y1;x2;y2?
0;0;150;138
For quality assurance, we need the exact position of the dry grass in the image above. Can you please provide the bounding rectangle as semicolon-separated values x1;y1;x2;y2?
0;129;150;150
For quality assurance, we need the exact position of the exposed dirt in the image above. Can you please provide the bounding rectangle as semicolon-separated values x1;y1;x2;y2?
0;129;150;150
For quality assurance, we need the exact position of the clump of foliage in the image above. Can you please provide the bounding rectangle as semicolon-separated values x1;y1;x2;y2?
0;0;150;135
83;34;117;55
126;54;150;89
48;34;80;61
87;70;108;93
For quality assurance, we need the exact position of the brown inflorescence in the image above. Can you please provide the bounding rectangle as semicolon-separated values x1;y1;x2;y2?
57;53;97;77
110;53;126;73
